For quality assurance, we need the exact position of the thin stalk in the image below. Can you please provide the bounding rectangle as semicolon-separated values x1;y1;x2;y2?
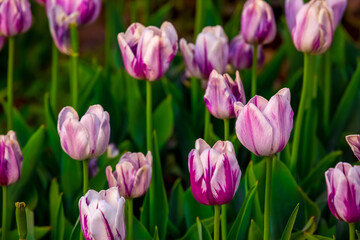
2;186;8;240
194;0;204;37
191;77;199;126
264;156;274;240
131;0;137;22
82;159;89;195
349;222;355;240
251;44;258;97
126;198;133;240
7;37;14;131
70;24;79;109
204;109;210;142
323;51;331;133
51;43;59;111
221;118;229;239
214;205;220;240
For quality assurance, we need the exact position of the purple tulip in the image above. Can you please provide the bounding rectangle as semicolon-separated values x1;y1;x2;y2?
204;70;246;119
0;131;23;186
0;0;32;37
106;151;152;199
228;33;265;70
79;187;126;240
235;88;293;156
117;22;178;81
107;143;119;159
346;135;360;161
57;105;110;160
325;162;360;223
0;36;5;51
188;139;241;206
240;0;276;45
289;0;335;54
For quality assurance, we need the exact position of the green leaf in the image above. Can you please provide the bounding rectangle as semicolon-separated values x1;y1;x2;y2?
179;217;213;240
153;95;174;148
34;226;51;239
280;203;300;240
153;226;160;240
26;208;35;240
14;108;32;146
69;217;80;240
248;220;262;240
169;178;184;227
133;218;152;240
290;217;317;240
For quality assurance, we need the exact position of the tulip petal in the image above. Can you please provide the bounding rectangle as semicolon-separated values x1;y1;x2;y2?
180;38;202;78
327;0;347;27
75;0;101;25
285;0;304;31
346;135;360;161
247;95;268;112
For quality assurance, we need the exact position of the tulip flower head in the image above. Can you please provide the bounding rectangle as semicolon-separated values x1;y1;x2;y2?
79;187;126;240
325;162;360;223
204;70;246;119
0;0;32;37
57;105;110;160
346;135;360;161
107;143;119;159
0;131;23;186
188;139;241;206
106;151;152;199
240;0;276;45
235;88;293;156
180;26;228;79
117;22;178;81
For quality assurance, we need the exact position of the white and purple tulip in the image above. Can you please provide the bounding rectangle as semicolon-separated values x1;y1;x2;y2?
240;0;276;45
204;70;246;119
325;162;360;223
0;0;32;37
107;143;119;159
0;131;23;186
346;135;360;161
117;22;178;81
79;187;126;240
180;25;229;79
228;33;265;70
235;88;293;156
57;105;110;161
106;151;152;199
188;139;241;206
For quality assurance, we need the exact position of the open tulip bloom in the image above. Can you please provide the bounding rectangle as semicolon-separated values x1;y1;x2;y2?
346;135;360;161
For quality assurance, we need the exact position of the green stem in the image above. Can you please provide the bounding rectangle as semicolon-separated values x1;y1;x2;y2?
290;53;313;172
191;77;199;126
323;51;331;133
82;159;89;195
221;119;229;240
70;24;79;109
2;186;8;240
144;0;150;24
204;109;210;142
131;0;137;22
194;0;204;37
126;198;133;240
51;43;59;111
214;205;220;240
251;44;258;97
349;222;355;240
264;156;273;240
7;37;14;131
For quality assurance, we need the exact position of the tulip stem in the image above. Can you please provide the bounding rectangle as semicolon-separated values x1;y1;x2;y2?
2;186;8;240
191;77;199;126
251;44;258;97
214;205;220;240
82;159;89;195
51;42;58;111
146;80;153;151
221;119;229;239
7;37;14;131
126;198;133;240
204;109;210;142
349;223;355;240
323;51;331;133
70;24;79;109
264;156;273;240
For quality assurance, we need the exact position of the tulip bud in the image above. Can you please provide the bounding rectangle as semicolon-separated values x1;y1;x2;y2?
106;151;152;199
241;0;276;45
0;131;23;186
180;26;228;79
88;158;99;178
228;34;265;70
79;187;126;240
0;0;32;37
291;0;334;54
325;162;360;223
188;139;241;205
0;36;5;51
57;105;110;160
117;22;178;81
235;88;293;156
346;135;360;161
107;143;119;159
204;70;246;119
15;202;27;240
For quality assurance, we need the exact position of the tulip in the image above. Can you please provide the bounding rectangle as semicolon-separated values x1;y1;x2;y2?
188;139;241;206
106;151;152;199
57;104;110;160
79;187;126;240
240;0;276;45
325;162;360;223
346;135;360;161
117;22;178;81
180;26;228;79
0;36;5;51
229;33;265;70
107;143;119;159
204;70;246;119
0;131;23;186
88;158;99;178
235;88;293;156
0;0;32;37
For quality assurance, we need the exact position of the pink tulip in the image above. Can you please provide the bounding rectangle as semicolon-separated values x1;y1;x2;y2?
0;0;32;37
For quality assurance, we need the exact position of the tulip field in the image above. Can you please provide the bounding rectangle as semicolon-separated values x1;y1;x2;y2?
1;0;360;239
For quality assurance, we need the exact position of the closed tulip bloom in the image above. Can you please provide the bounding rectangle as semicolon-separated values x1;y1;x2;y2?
346;135;360;161
204;70;246;119
229;34;265;70
241;0;276;45
180;26;228;79
235;88;293;156
106;151;152;199
0;0;32;37
57;105;110;160
118;22;178;81
188;139;241;206
79;187;126;240
325;162;360;223
0;131;23;186
107;143;119;159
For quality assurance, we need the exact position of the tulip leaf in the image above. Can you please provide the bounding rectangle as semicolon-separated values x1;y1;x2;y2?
179;217;213;240
26;208;35;240
14;108;32;146
69;217;80;240
280;203;300;240
248;219;263;240
34;226;52;239
133;218;152;240
227;182;258;240
290;216;317;240
303;234;335;240
169;178;185;227
153;95;174;148
153;226;160;240
49;178;65;240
